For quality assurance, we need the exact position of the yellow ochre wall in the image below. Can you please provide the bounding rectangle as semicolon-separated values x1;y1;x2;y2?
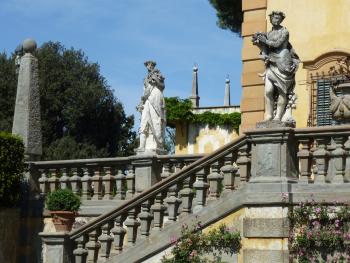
267;0;350;128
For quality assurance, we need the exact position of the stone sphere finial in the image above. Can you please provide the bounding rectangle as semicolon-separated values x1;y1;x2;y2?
22;39;37;54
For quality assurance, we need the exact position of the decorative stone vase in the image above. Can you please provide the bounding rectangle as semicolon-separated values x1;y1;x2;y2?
50;211;76;232
330;81;350;123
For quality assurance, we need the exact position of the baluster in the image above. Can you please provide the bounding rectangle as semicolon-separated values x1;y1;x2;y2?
86;230;101;263
70;168;81;195
98;222;114;259
220;153;238;195
236;144;250;184
193;168;209;213
151;191;166;231
48;168;59;192
297;138;312;184
115;169;126;200
344;136;350;182
179;175;195;215
313;137;329;184
111;216;126;254
165;182;181;223
91;166;102;200
139;200;153;238
59;168;69;190
38;169;49;196
102;167;114;200
175;161;184;173
126;165;135;199
207;162;224;201
81;168;92;200
73;236;88;263
124;208;140;246
161;162;171;180
332;136;346;183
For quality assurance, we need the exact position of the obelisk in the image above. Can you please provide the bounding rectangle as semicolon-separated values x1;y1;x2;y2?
12;39;42;160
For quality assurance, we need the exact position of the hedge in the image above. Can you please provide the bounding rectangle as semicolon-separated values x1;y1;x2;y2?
0;132;25;207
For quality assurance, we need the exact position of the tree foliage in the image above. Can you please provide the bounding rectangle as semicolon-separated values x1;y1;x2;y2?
0;42;136;160
0;132;25;207
208;0;243;35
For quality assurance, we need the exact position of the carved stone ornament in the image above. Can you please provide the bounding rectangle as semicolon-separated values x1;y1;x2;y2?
253;11;300;128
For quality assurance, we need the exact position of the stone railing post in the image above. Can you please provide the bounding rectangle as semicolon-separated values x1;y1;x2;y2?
207;162;224;201
193;168;209;213
48;168;59;192
220;153;238;195
59;168;69;190
102;167;114;200
115;169;126;200
126;165;135;199
236;144;250;185
332;136;346;183
132;155;161;194
297;138;312;184
247;128;297;183
40;233;72;263
69;168;81;195
313;137;329;184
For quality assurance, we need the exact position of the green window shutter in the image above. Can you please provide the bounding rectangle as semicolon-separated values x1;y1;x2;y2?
316;80;341;126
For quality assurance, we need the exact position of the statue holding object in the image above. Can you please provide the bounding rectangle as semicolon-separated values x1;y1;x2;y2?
253;11;300;126
137;61;166;154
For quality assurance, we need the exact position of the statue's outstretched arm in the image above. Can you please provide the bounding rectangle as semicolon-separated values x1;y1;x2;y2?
266;29;289;48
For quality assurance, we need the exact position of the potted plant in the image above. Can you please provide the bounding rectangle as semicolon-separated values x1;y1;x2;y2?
46;188;81;232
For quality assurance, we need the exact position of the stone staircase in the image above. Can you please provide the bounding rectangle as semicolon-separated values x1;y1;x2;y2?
36;126;350;263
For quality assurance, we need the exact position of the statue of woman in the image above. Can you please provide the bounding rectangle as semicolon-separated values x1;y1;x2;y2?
137;61;166;153
253;11;299;122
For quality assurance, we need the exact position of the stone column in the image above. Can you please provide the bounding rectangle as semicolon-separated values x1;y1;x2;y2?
40;233;72;263
12;38;42;161
246;128;298;183
132;155;161;193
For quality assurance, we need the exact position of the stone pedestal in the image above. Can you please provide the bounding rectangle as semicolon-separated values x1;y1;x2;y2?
246;127;298;183
132;155;162;193
40;233;72;263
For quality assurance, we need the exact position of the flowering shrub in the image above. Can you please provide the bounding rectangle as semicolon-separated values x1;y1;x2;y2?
161;223;241;263
288;200;350;263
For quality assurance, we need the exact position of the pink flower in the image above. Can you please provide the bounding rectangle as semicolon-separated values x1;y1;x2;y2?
170;236;177;245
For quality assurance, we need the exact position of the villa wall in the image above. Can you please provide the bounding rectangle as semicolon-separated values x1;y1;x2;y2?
175;106;240;154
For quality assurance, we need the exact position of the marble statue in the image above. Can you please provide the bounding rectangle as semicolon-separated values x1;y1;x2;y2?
15;44;23;75
137;61;166;154
253;11;299;125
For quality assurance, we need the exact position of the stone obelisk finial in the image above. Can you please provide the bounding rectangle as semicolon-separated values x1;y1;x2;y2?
224;75;231;106
12;39;42;160
189;64;199;108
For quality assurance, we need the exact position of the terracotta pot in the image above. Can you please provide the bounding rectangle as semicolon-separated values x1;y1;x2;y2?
50;211;76;232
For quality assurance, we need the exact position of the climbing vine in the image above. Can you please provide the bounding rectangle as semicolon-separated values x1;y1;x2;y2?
165;97;241;132
161;223;241;263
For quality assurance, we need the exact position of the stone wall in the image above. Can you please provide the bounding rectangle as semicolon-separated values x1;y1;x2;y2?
0;208;20;263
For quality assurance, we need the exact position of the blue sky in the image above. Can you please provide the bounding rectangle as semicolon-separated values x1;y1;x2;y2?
0;0;242;119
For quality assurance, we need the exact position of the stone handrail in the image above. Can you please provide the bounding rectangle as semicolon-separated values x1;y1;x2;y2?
38;125;350;262
29;154;204;201
294;125;350;184
65;134;248;261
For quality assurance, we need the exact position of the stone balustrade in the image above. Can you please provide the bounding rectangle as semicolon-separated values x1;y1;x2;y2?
30;154;204;202
38;126;350;263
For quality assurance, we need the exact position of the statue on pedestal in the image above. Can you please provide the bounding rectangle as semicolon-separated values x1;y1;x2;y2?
253;11;299;127
136;61;166;154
